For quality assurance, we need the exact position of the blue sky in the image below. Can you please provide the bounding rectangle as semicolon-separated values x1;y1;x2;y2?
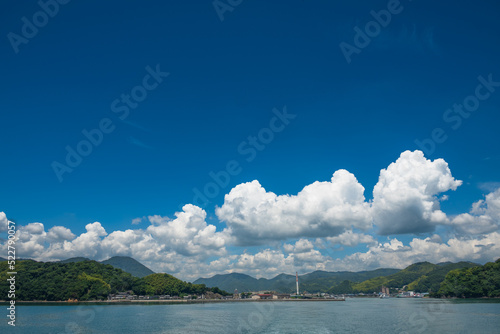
1;0;500;280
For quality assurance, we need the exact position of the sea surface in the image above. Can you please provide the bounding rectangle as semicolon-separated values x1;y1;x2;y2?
2;298;500;333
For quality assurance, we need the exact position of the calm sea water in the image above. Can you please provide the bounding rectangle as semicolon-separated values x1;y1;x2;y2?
2;298;500;333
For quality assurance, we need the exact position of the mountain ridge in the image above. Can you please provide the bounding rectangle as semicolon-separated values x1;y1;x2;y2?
194;262;481;293
57;256;155;278
349;261;479;293
194;268;401;293
101;256;155;278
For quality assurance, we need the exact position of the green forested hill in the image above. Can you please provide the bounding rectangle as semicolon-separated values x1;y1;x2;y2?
57;256;155;278
0;260;226;301
407;262;479;292
0;260;135;301
335;261;479;294
132;273;229;296
436;258;500;298
350;262;437;293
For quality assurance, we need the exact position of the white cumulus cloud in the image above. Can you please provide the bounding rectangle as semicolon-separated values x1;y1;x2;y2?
146;204;229;257
325;230;377;247
47;226;76;242
331;232;500;272
0;212;8;233
450;188;500;235
372;150;462;235
216;169;371;246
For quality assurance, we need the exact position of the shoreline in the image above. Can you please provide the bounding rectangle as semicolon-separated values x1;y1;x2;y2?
0;298;345;305
1;297;498;306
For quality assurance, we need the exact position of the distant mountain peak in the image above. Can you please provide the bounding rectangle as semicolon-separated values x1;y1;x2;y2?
100;256;155;278
104;255;133;260
59;257;91;263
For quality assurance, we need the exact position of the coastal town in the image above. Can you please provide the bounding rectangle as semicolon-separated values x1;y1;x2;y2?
107;274;425;302
107;289;346;302
108;271;345;301
107;288;426;302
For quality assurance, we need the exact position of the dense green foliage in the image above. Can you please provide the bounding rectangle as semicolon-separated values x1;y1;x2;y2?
59;256;155;278
0;260;135;301
436;258;500;298
131;273;228;296
328;280;354;294
0;259;228;301
326;262;479;294
351;262;436;293
407;262;478;292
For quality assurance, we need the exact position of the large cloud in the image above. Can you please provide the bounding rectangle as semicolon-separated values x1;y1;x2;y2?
450;188;500;235
216;169;371;246
372;150;462;235
146;204;228;257
217;150;464;244
14;222;108;260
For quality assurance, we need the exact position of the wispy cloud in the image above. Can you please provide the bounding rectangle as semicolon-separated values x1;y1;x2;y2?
478;182;500;192
131;217;145;225
377;24;441;55
121;120;151;132
128;136;154;150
